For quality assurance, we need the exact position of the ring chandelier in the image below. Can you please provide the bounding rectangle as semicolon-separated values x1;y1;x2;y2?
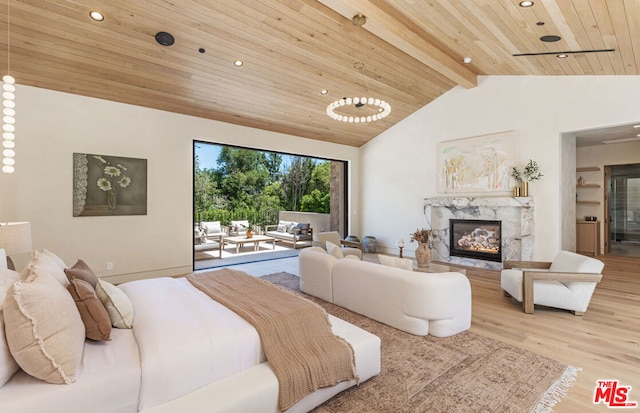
326;97;391;123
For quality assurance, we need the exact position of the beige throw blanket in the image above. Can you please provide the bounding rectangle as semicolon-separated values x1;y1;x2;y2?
186;269;358;411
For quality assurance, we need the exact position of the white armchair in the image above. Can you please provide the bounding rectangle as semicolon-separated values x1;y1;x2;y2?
501;251;604;315
315;231;363;260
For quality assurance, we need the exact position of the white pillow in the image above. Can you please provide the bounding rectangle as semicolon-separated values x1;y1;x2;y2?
95;279;134;329
326;241;344;259
378;254;414;271
0;249;7;270
0;268;22;387
4;267;85;384
24;250;69;286
41;249;67;270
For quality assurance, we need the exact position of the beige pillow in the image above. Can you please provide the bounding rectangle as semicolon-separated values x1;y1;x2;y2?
24;250;69;286
64;259;98;288
41;249;67;270
0;268;21;387
326;241;344;259
96;279;134;329
378;254;414;271
4;268;85;384
68;278;112;341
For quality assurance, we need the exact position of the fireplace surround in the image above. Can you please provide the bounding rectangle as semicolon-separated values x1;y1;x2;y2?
449;219;502;262
424;197;534;270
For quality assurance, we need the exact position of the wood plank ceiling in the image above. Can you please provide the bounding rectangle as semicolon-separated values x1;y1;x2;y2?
0;0;637;147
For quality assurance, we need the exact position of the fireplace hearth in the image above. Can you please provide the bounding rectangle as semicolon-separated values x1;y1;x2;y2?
449;219;502;262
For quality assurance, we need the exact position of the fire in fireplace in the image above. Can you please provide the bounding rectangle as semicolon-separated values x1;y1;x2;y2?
449;219;502;262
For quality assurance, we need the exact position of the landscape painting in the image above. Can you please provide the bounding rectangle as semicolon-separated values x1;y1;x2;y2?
437;131;516;194
73;153;147;216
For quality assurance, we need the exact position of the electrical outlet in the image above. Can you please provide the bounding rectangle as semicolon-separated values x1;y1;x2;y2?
107;262;113;271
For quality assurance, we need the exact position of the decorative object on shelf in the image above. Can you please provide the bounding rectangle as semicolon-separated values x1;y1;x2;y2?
578;176;585;186
410;228;432;267
362;236;378;253
326;97;391;124
511;159;543;197
0;222;32;270
72;153;147;217
585;216;597;221
397;239;405;258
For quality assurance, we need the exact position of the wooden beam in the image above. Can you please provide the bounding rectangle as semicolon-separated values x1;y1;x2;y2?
318;0;478;88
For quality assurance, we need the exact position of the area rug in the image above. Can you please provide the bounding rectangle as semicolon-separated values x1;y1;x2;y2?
261;272;579;413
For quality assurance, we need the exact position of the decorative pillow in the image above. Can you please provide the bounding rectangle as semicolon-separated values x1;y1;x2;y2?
0;268;21;387
294;222;310;235
4;268;85;384
64;259;99;288
276;220;289;232
201;221;222;234
287;222;299;234
23;250;69;286
95;279;134;329
378;254;414;271
41;249;67;270
0;248;7;270
326;241;344;259
68;278;111;341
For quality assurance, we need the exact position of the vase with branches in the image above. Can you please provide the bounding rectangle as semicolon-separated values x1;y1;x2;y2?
511;160;542;196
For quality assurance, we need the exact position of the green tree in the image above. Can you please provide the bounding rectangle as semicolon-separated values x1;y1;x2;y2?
281;156;314;211
217;147;270;210
308;161;331;193
300;189;330;213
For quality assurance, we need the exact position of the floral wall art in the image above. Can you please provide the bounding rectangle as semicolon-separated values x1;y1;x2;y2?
437;131;516;194
73;153;147;216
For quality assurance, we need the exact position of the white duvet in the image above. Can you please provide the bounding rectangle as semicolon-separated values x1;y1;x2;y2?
120;276;265;410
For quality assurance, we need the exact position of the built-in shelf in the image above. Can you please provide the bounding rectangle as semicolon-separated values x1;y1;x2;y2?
576;166;601;172
577;184;600;188
577;201;600;205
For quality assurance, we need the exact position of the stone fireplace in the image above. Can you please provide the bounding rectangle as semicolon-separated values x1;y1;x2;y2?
424;197;534;270
449;219;502;262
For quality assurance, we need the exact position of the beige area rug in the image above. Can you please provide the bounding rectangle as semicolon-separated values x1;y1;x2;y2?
261;272;579;413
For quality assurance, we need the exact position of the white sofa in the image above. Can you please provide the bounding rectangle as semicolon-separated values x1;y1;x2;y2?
298;247;472;337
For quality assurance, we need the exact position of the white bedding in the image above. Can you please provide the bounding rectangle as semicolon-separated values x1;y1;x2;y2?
119;276;264;410
0;329;141;413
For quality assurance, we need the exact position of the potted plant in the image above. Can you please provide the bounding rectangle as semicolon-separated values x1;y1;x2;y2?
410;228;432;267
512;160;543;196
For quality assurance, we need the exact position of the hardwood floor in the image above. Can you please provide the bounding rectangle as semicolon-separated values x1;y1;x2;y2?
465;254;640;412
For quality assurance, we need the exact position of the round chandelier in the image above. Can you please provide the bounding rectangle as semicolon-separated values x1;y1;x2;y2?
326;97;391;124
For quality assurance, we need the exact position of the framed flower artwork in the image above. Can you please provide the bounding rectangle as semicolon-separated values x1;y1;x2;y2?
72;153;147;216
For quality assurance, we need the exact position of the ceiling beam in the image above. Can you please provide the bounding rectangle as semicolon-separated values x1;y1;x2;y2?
318;0;478;89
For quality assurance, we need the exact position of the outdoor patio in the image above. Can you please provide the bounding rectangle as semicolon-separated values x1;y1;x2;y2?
194;240;303;270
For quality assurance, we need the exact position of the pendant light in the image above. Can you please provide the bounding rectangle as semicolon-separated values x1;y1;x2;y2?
2;0;15;174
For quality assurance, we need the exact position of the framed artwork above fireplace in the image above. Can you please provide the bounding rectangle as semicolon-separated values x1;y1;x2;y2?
437;130;516;194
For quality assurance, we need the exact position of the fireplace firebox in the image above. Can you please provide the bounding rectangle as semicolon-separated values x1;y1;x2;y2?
449;219;502;262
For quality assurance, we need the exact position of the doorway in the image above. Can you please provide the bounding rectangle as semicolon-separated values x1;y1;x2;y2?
605;163;640;257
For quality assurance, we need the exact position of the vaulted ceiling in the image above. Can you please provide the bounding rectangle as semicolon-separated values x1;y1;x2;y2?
0;1;637;147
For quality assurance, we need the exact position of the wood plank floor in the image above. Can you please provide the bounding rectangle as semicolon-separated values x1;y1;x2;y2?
463;254;640;412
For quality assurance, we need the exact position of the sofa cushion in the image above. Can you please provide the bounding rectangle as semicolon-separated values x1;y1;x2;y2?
96;279;134;329
378;255;413;271
4;268;85;384
326;241;344;259
287;222;299;234
64;259;99;288
0;268;21;387
549;251;604;274
294;222;310;235
201;221;223;234
68;278;112;341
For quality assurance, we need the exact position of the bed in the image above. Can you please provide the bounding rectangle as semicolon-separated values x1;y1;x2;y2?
0;249;381;412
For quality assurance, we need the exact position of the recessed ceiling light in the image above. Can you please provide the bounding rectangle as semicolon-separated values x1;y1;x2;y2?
519;1;534;7
155;32;175;46
602;137;640;144
320;90;328;95
556;54;568;58
540;35;562;42
89;11;104;21
233;59;244;67
463;57;472;64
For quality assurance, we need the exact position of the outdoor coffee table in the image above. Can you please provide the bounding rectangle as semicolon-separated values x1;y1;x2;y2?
223;235;277;254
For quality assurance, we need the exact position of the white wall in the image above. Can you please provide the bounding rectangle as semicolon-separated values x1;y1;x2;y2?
0;85;360;282
577;140;640;252
360;76;640;261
